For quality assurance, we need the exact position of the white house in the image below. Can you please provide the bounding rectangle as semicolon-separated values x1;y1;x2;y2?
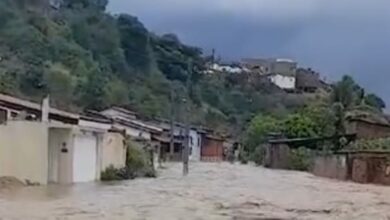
208;63;248;74
48;123;107;184
0;94;127;185
268;73;296;90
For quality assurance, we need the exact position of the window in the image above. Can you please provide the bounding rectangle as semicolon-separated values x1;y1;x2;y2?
174;143;181;153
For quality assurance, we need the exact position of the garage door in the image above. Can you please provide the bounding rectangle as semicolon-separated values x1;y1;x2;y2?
73;133;97;182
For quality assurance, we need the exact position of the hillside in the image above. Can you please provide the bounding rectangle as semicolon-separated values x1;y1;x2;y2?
0;0;315;134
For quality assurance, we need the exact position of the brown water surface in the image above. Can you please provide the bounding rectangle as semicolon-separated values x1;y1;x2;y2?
1;163;390;219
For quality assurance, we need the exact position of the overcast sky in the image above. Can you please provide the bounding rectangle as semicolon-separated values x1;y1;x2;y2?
108;0;390;105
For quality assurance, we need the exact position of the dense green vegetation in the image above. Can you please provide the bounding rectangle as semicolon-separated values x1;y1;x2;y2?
242;75;387;165
349;138;390;151
0;0;386;143
0;0;311;134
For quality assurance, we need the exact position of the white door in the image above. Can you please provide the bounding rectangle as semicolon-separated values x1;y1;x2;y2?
73;133;97;182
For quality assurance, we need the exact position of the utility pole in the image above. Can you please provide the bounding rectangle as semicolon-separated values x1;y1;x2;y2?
169;85;175;160
182;59;192;176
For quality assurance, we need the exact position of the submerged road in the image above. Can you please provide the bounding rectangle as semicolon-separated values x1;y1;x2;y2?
1;163;390;219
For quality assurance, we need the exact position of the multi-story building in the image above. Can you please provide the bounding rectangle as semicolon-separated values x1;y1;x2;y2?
241;58;297;91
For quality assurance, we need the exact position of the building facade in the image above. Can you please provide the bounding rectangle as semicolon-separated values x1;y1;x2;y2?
346;118;390;140
201;135;224;162
295;68;321;93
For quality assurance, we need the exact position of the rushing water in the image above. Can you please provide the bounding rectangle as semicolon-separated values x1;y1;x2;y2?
1;163;390;219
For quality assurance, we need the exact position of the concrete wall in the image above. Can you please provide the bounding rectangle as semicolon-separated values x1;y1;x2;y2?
311;155;348;180
0;121;48;184
102;132;126;170
349;153;390;185
264;144;290;169
272;61;297;76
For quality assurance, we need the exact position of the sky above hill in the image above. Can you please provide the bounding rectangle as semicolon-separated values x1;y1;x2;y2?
108;0;390;106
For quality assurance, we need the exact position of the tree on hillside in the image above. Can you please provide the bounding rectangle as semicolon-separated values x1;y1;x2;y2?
117;14;151;75
331;75;387;136
243;115;281;153
331;75;360;109
63;0;108;10
364;93;386;111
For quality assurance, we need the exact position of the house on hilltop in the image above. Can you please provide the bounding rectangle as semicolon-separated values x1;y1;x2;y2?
241;58;297;91
295;68;322;93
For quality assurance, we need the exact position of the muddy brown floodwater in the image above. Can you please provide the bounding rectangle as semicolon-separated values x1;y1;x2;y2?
1;163;390;219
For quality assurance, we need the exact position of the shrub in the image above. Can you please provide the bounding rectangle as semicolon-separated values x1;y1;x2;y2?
288;147;312;171
101;140;157;181
349;138;390;150
242;115;281;154
125;139;157;179
250;145;266;166
238;148;249;164
127;145;148;170
101;165;123;181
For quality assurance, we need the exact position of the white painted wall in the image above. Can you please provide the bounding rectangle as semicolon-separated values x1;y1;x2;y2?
0;121;48;184
211;63;244;73
102;132;126;170
268;74;296;90
189;129;201;161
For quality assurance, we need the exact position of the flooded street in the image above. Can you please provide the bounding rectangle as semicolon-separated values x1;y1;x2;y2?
1;163;390;219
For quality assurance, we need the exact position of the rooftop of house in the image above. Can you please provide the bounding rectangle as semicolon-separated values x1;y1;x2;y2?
102;106;137;117
275;58;295;63
346;109;390;127
205;134;225;141
241;58;296;65
150;117;212;133
336;150;390;155
0;93;79;120
268;134;357;149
